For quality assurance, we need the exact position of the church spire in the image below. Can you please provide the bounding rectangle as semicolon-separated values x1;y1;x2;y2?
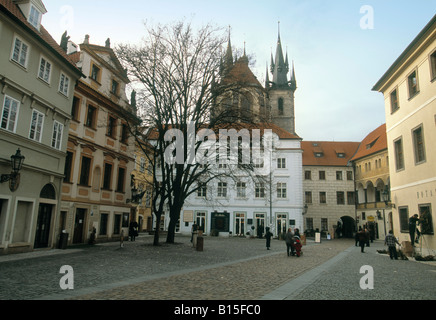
290;60;297;91
222;27;234;76
272;21;289;87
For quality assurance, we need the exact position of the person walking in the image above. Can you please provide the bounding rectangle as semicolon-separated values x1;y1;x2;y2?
285;228;295;256
265;227;273;250
355;226;362;246
358;227;368;253
129;220;138;241
385;230;400;260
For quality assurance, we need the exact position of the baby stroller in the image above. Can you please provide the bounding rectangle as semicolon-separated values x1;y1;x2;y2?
294;236;303;257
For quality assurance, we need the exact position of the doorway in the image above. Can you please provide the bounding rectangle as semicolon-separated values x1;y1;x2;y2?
34;203;53;248
255;213;265;237
235;212;245;236
276;213;287;237
73;208;86;244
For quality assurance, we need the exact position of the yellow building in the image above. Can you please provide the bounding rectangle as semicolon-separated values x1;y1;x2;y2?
351;124;391;241
131;135;154;232
373;15;436;256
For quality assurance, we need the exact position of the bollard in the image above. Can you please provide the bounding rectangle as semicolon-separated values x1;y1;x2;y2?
196;236;204;251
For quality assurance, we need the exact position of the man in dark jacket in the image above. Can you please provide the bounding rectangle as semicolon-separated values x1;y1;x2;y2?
409;214;420;246
358;228;369;253
285;228;295;256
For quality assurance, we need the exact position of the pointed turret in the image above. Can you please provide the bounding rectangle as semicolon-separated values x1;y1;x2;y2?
222;29;233;76
271;23;289;87
290;61;297;91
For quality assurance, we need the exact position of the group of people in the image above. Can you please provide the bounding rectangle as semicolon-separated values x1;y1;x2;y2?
264;227;303;257
356;213;423;260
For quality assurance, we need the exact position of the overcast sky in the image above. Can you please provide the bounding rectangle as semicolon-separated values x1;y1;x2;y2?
41;0;436;142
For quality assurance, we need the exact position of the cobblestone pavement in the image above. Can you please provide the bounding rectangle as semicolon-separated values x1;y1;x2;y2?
0;234;435;301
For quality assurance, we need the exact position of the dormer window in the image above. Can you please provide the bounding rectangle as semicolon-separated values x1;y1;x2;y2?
337;153;345;158
314;152;323;158
29;5;42;29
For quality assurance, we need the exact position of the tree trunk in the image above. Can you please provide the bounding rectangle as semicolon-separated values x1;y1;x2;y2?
153;215;161;246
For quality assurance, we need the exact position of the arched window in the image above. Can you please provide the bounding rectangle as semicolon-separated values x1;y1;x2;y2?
40;184;56;200
278;98;284;115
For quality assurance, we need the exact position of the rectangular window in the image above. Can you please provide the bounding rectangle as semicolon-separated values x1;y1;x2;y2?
52;121;64;150
64;151;73;183
277;183;287;199
336;171;343;180
91;64;100;82
103;163;113;190
431;50;436;80
29;109;44;142
399;207;409;233
86;105;96;128
71;97;80;121
321;218;328;231
337;191;345;205
347;171;353;181
59;72;70;96
28;5;41;29
408;70;419;98
319;192;326;204
412;125;426;164
394;138;404;171
255;183;265;198
197;182;207;197
111;80;119;95
305;191;312;204
100;213;108;236
116;167;126;192
217;182;227;198
306;218;313;231
1;96;20;132
236;182;246;198
277;158;286;169
121;123;129;143
79;156;92;186
304;170;311;180
107;115;117;138
11;37;29;67
390;88;399;113
38;57;52;83
319;171;326;180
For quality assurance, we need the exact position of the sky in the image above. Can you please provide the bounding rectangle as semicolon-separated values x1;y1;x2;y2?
41;0;436;142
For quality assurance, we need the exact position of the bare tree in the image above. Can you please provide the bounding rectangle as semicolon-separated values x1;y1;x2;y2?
116;20;264;245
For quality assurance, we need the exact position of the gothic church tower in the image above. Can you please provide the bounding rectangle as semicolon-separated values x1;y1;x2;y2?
266;28;297;134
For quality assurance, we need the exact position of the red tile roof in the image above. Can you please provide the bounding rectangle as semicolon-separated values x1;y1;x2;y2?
351;123;387;161
221;56;263;88
0;0;81;75
302;141;360;166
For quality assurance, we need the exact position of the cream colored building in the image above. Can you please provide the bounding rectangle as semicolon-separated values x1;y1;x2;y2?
60;36;138;245
351;124;391;241
373;14;436;256
301;141;360;239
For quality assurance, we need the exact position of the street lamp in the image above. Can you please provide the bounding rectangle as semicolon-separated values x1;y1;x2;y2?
1;148;25;192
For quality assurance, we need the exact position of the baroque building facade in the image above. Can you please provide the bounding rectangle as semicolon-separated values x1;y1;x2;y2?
60;36;138;246
351;124;391;241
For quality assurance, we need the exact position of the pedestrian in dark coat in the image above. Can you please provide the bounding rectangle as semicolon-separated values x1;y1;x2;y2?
129;220;138;241
265;227;273;250
409;214;420;246
285;228;295;256
358;228;368;253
